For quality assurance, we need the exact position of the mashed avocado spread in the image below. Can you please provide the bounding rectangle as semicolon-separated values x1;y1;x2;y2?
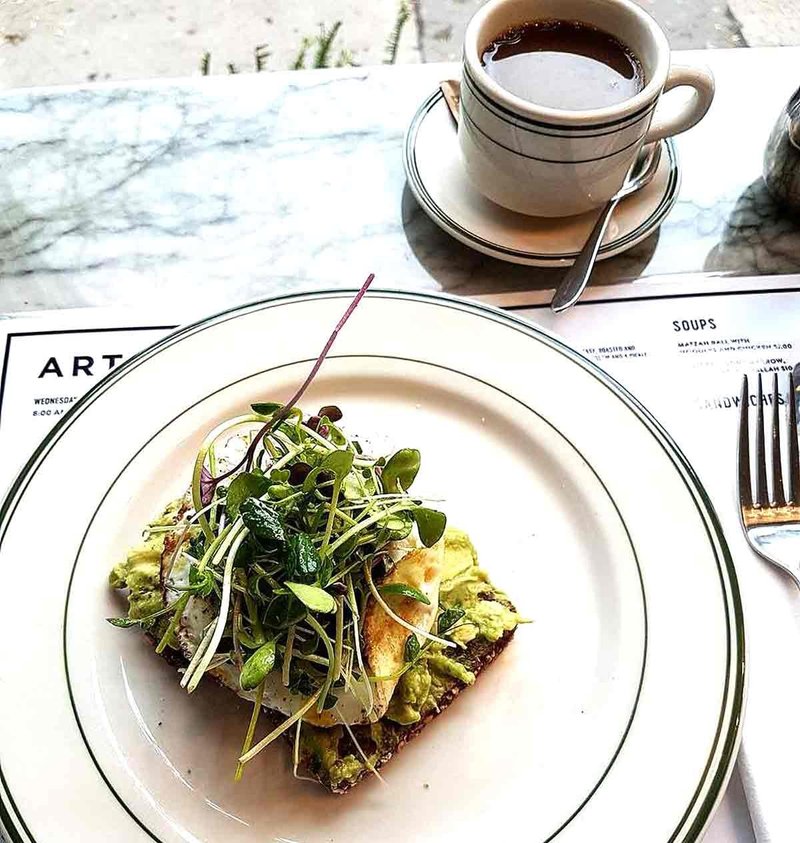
301;723;387;787
439;528;520;645
109;544;163;621
384;527;520;727
108;500;184;626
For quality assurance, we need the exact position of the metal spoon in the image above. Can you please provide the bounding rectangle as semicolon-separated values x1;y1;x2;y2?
550;143;663;313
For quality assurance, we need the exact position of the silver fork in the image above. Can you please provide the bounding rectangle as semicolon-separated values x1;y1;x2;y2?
738;371;800;587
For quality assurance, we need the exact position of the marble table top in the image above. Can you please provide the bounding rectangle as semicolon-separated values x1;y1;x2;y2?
0;47;798;313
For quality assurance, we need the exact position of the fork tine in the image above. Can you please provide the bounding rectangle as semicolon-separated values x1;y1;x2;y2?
738;374;752;509
755;374;769;507
789;370;800;504
772;372;786;506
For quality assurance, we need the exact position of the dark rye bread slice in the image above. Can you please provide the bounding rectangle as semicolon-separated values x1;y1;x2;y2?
148;614;517;795
294;617;517;794
150;531;519;794
147;629;516;794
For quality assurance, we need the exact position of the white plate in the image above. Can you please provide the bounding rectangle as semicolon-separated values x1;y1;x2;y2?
403;89;681;267
0;291;743;842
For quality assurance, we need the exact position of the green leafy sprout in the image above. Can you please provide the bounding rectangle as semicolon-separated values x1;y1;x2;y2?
192;407;447;765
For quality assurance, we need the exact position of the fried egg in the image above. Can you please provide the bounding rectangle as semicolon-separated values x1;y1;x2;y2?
362;541;444;718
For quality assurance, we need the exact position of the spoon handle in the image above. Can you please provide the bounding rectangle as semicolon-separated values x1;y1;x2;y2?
550;197;620;313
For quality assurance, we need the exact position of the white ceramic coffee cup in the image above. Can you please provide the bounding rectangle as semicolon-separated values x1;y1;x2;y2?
459;0;714;217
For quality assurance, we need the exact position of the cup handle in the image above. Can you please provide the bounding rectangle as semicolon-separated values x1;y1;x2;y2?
643;65;715;144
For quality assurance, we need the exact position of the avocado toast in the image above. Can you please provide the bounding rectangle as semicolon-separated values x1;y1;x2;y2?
108;401;523;794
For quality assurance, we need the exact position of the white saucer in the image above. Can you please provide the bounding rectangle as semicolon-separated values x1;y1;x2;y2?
403;89;681;267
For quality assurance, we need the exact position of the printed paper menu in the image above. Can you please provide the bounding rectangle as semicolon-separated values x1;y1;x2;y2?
512;284;800;449
0;319;175;483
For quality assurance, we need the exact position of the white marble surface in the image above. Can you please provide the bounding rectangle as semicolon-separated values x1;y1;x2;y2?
0;49;798;314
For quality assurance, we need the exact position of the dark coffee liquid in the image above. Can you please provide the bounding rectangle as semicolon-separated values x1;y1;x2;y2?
481;20;644;111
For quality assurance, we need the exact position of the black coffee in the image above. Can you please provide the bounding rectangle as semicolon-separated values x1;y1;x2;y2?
481;20;644;111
